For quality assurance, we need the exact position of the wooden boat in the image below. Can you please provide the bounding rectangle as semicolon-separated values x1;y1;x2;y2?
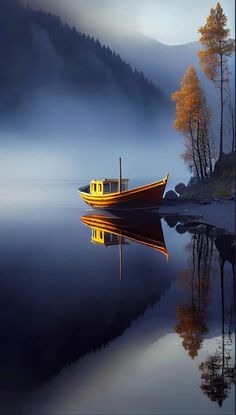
80;213;168;259
78;158;169;211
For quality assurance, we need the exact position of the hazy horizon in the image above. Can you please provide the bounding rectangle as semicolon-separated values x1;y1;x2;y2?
0;91;188;184
21;0;235;46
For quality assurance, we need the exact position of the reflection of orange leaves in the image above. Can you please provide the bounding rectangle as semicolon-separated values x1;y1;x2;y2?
178;269;194;292
175;233;215;359
185;241;193;253
175;305;208;359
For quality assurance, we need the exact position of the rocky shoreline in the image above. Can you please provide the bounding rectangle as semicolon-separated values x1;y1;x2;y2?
162;215;235;265
165;151;235;204
162;151;235;233
160;199;235;234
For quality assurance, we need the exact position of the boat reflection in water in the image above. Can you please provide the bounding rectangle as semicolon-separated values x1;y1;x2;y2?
80;212;168;277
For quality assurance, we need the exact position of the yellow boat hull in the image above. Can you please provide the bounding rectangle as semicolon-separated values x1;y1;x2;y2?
79;176;168;210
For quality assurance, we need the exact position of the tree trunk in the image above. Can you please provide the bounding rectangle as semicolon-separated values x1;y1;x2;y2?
219;54;224;158
201;128;209;178
189;126;200;180
226;79;235;153
207;139;213;173
231;109;235;152
196;119;204;181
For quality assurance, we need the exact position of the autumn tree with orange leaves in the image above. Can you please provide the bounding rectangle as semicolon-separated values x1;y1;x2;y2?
171;65;214;181
198;2;235;158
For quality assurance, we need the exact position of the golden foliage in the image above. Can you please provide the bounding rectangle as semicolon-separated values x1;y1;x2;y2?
171;65;205;133
171;65;214;179
198;2;235;81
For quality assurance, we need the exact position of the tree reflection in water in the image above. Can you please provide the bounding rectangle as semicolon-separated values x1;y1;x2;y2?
175;231;214;358
174;223;235;406
199;234;235;407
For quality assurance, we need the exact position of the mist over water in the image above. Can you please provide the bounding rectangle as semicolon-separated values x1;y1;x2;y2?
0;90;188;185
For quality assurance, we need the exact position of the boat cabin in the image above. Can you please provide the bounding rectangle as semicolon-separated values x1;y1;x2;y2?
91;228;120;245
90;178;129;195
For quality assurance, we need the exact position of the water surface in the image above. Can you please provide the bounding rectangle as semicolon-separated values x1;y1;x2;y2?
0;182;234;414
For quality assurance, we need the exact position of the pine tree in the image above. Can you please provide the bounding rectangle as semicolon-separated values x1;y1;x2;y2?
198;2;235;158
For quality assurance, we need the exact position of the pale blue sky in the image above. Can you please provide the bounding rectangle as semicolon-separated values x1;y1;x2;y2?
24;0;235;45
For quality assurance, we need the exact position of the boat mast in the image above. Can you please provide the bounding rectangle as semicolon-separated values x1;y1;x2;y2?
119;236;122;280
119;157;122;193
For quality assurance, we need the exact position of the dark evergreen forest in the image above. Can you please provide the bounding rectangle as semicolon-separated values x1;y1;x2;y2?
0;0;168;115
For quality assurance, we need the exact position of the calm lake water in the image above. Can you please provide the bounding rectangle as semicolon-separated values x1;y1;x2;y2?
0;182;235;415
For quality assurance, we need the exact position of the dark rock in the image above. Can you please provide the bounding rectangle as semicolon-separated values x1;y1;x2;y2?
208;227;226;238
213;152;233;177
195;224;207;233
183;151;235;201
227;194;235;201
175;224;187;234
184;222;207;234
198;198;212;205
183;221;202;233
164;190;179;200
188;176;200;187
184;221;201;227
181;215;203;222
215;234;235;264
164;216;179;228
175;183;187;195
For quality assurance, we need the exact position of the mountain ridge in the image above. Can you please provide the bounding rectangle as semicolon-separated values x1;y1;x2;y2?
0;0;168;116
98;31;234;102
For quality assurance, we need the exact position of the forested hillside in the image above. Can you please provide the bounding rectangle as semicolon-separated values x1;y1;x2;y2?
0;0;168;115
